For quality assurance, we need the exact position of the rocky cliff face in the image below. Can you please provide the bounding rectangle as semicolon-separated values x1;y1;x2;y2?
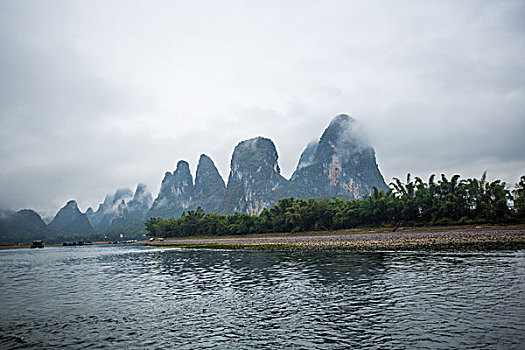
87;188;133;231
291;114;388;199
193;154;226;213
148;155;226;217
87;184;153;232
0;113;389;238
146;115;388;218
291;141;318;179
125;183;154;220
48;200;93;236
220;137;290;215
0;209;48;242
149;161;194;218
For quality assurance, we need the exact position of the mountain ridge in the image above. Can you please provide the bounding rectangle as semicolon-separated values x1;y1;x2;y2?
1;114;389;241
148;114;388;218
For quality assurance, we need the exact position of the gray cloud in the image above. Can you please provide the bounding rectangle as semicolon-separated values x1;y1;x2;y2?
0;0;524;217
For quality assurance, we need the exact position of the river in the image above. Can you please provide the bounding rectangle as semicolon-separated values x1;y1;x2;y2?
0;245;524;349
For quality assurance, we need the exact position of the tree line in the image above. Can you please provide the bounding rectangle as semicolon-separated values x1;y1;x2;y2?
145;173;525;238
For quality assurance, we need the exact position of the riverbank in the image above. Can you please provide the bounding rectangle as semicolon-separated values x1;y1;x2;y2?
144;224;525;251
0;241;113;249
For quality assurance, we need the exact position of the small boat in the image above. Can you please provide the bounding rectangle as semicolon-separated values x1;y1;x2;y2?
30;240;44;248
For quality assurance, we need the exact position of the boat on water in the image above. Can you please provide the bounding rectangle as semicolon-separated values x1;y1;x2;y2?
30;240;44;248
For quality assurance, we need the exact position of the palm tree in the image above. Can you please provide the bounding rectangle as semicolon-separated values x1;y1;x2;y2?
390;173;418;222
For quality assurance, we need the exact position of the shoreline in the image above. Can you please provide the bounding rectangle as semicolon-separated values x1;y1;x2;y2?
0;241;112;249
144;224;525;251
2;225;524;251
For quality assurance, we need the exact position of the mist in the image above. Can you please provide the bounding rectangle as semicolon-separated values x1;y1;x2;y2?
0;0;524;217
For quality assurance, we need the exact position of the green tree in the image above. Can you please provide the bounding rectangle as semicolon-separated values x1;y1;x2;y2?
514;175;525;219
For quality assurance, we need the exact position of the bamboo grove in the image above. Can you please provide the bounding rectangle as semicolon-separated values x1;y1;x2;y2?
145;173;525;237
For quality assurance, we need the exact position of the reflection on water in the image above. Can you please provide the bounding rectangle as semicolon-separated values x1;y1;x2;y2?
0;246;524;349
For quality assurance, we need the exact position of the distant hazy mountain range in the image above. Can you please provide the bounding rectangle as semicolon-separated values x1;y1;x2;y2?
0;114;388;242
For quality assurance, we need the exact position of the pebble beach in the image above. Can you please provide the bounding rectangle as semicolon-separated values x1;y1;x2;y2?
145;225;525;251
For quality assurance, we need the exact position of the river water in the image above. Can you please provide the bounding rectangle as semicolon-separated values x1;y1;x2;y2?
0;245;523;349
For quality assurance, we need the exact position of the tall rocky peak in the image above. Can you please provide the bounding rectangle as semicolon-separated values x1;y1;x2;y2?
127;183;153;214
291;114;388;199
85;183;154;234
144;113;388;219
221;137;290;215
48;200;93;236
291;141;318;179
195;154;225;188
87;188;133;230
172;160;193;190
114;189;134;203
229;137;281;174
0;209;48;243
193;154;226;213
97;189;131;213
316;114;371;161
149;160;194;218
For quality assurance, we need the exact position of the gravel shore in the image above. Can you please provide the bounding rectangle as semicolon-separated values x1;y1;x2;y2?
145;225;525;251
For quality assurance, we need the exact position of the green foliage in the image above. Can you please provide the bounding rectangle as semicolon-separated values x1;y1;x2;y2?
513;175;525;219
145;173;522;238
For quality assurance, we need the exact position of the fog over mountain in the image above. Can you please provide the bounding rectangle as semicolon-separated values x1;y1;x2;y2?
0;115;388;241
1;1;524;216
126;115;386;220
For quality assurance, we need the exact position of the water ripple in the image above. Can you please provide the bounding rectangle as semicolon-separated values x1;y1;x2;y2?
0;246;523;349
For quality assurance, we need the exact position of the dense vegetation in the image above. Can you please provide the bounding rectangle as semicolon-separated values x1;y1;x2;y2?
145;173;525;238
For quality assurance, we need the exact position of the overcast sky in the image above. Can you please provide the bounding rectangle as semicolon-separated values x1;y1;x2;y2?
1;0;524;218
